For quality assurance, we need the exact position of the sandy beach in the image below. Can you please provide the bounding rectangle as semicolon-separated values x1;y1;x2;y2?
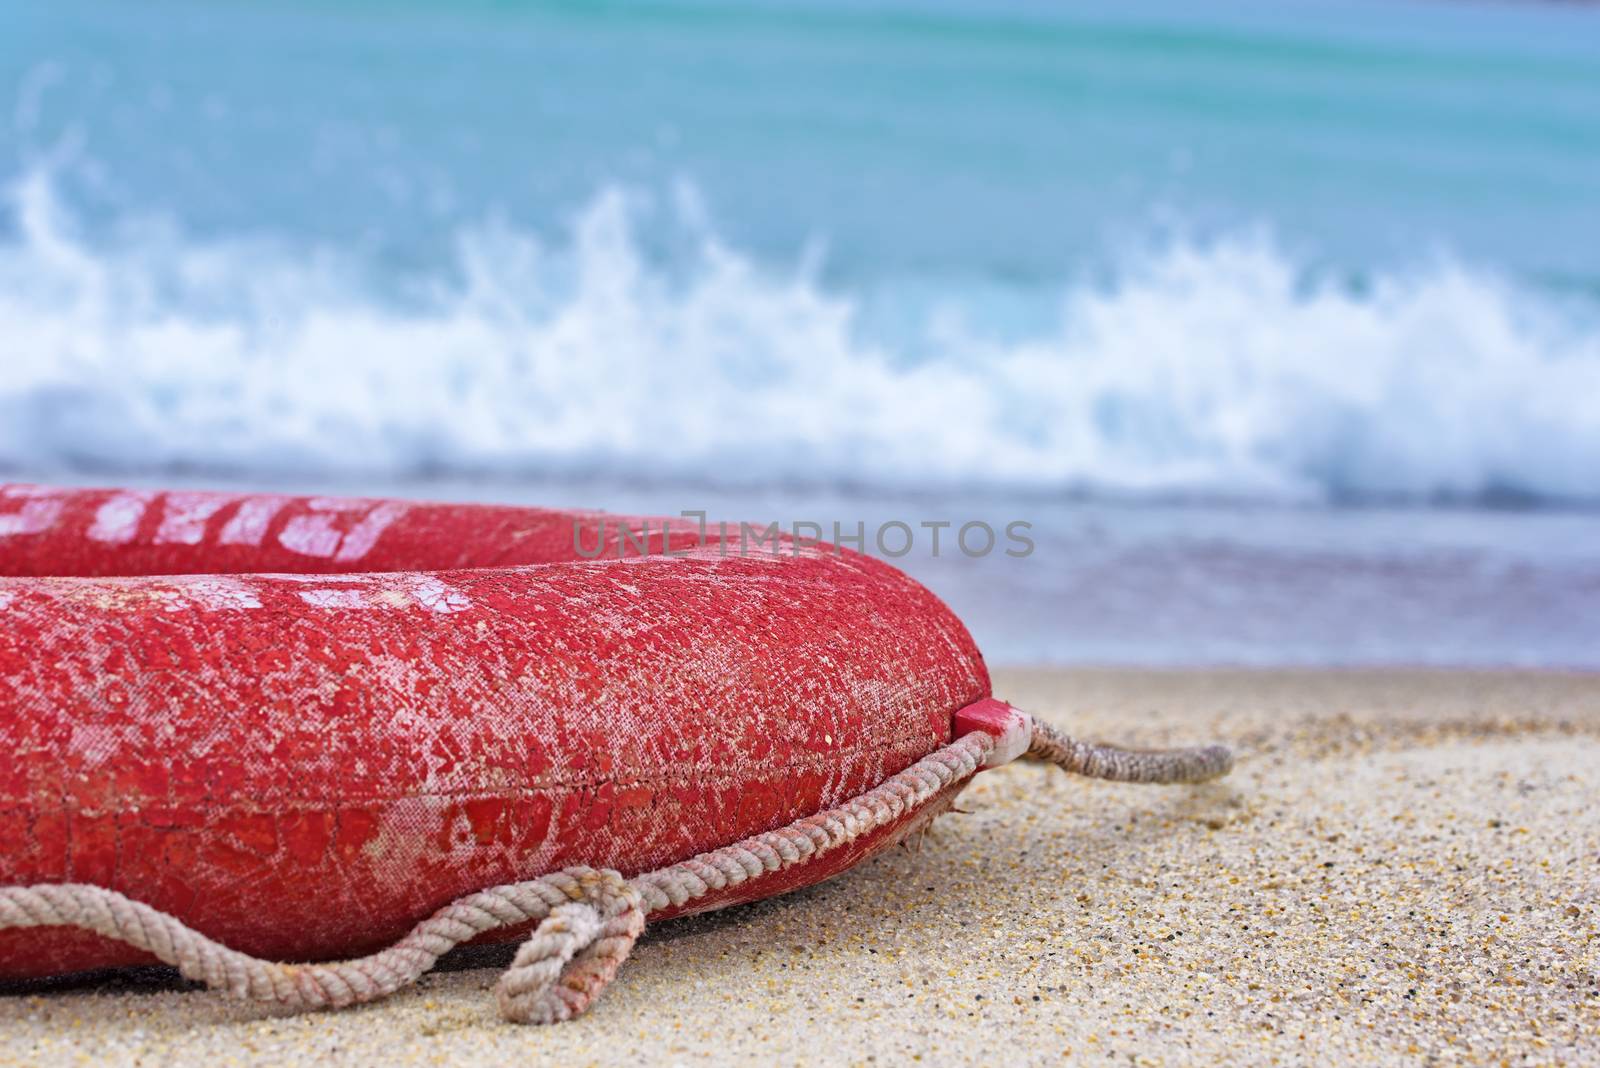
3;667;1597;1066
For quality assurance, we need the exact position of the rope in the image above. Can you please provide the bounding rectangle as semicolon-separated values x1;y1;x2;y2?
0;731;991;1024
1026;719;1234;783
0;716;1232;1024
0;867;642;1023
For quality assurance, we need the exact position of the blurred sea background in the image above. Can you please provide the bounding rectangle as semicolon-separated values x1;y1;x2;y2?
3;0;1599;667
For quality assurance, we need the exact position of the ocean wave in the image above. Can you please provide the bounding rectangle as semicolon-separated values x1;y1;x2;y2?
4;166;1600;505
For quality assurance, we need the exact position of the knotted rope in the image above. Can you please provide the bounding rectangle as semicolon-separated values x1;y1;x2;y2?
0;718;1231;1024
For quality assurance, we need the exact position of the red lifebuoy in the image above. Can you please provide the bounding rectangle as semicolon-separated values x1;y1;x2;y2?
0;483;1230;1022
0;484;989;975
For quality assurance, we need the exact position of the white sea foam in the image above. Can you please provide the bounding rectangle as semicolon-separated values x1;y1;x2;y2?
3;167;1599;504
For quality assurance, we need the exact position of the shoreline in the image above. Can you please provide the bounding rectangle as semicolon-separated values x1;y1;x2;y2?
4;667;1597;1065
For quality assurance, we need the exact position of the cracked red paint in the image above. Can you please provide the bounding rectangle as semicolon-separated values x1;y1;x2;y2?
0;484;989;978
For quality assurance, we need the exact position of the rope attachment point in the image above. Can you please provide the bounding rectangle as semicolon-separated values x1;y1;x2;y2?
954;697;1234;783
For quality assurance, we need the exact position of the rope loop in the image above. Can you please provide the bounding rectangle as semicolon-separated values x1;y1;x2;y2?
495;867;645;1025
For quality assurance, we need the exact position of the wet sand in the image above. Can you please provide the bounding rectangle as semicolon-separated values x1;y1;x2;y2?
3;668;1597;1066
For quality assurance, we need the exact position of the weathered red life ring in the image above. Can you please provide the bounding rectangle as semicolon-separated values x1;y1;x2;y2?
0;483;1231;1023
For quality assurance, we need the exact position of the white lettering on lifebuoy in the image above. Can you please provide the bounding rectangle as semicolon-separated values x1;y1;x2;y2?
406;575;472;614
87;491;158;544
336;502;408;562
219;496;291;547
292;574;471;614
154;493;234;545
278;499;407;561
165;576;264;611
0;486;65;537
296;588;371;610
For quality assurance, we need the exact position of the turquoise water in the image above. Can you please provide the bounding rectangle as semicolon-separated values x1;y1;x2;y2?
4;0;1600;502
5;0;1600;664
7;0;1599;285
